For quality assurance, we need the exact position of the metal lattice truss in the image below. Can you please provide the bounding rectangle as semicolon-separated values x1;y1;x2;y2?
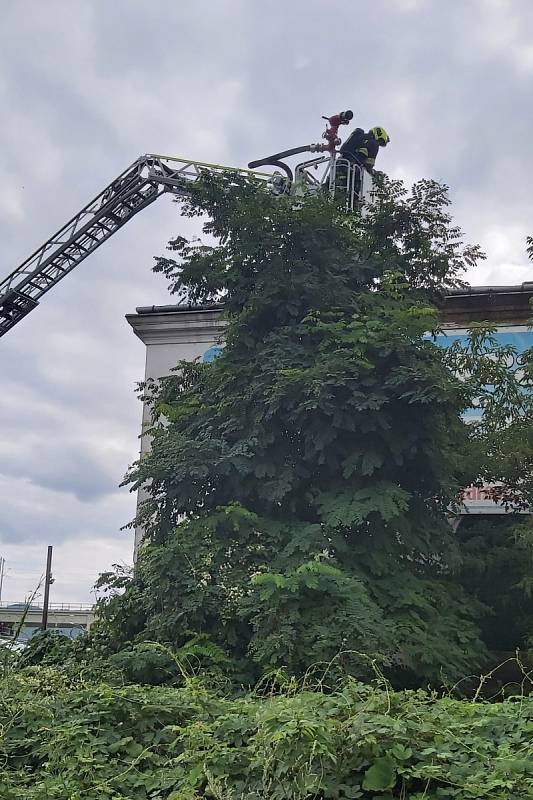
0;155;271;337
0;153;370;337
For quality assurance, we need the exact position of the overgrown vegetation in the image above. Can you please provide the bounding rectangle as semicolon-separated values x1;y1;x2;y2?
4;175;533;797
92;174;533;686
456;515;533;652
1;667;533;799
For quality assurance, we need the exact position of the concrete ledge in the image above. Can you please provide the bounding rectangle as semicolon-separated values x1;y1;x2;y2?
126;307;226;347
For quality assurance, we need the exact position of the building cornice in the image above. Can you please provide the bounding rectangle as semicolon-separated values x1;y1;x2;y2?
441;283;533;326
126;307;226;346
126;283;533;341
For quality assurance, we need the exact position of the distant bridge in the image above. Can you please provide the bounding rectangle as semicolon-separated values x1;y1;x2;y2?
0;601;95;640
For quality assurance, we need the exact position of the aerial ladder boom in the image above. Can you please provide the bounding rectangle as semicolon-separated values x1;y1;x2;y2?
0;111;372;338
0;155;271;338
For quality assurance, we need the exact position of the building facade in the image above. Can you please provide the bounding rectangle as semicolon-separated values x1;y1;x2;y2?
127;304;225;554
127;284;533;551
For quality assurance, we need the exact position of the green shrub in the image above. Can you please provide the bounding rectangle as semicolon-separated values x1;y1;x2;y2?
0;669;532;798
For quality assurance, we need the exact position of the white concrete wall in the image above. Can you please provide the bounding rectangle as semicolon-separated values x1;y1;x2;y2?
127;307;225;554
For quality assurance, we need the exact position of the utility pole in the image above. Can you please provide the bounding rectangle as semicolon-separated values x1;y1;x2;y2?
0;557;4;603
41;546;53;631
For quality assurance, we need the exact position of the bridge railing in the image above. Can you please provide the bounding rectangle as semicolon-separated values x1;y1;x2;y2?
0;601;94;612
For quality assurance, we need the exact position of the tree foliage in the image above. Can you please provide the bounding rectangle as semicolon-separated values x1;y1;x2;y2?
456;514;533;651
94;173;532;685
442;326;533;507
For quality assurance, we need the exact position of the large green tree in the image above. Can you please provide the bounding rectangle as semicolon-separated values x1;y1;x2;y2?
96;174;531;685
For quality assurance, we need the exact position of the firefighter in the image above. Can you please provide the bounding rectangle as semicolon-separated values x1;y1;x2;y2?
339;126;390;174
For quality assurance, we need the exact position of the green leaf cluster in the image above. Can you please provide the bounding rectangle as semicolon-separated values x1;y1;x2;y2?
94;173;532;684
1;671;533;798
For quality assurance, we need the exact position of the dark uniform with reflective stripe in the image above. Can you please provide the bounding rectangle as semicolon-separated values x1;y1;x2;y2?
339;128;380;172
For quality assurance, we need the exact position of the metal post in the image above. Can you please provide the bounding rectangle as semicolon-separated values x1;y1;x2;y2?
41;546;53;631
0;557;4;603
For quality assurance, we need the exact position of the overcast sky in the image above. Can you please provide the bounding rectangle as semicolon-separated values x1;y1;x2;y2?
1;0;532;605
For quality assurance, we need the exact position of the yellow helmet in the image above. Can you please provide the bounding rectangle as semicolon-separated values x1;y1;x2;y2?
370;126;390;146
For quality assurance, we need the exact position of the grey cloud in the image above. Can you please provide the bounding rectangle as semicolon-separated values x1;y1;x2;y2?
0;440;118;502
0;534;132;604
0;473;133;546
1;0;533;600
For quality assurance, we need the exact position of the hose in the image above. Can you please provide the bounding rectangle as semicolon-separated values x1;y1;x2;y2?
248;144;316;179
